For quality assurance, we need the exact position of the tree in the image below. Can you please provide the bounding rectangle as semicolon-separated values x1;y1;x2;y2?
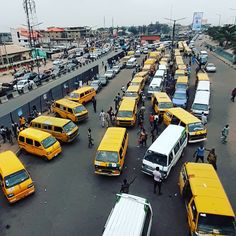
128;26;138;35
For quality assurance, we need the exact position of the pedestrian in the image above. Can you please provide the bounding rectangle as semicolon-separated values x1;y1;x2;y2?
207;148;217;170
45;99;52;114
0;126;7;143
11;122;18;139
132;70;135;78
19;115;26;128
92;97;97;113
221;124;229;144
150;128;156;143
153;114;159;134
32;105;39;117
231;88;236;102
149;113;154;128
120;177;136;194
121;85;125;95
107;106;113;122
104;65;107;72
105;112;110;128
201;112;207;125
88;128;94;148
117;93;122;105
153;167;162;195
114;96;119;111
99;110;106;127
141;92;146;106
5;127;13;145
126;80;131;89
193;145;205;163
111;112;116;126
140;128;148;147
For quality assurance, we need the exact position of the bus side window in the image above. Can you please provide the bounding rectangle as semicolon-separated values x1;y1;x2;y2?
119;147;123;159
54;126;63;133
68;108;73;113
34;141;41;147
142;205;152;236
190;200;197;222
180;121;186;128
171;116;180;125
19;136;25;142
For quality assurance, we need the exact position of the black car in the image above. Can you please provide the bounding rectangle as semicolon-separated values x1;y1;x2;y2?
23;72;38;81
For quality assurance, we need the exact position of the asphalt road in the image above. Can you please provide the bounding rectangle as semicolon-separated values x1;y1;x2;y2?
0;42;236;236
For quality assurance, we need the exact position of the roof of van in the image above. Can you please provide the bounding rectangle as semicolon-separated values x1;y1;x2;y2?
197;81;210;91
142;64;151;70
55;98;83;108
154;70;164;77
97;127;126;152
31;115;71;127
192;91;210;105
177;76;188;83
197;72;209;81
185;163;235;216
153;92;171;102
175;69;185;75
127;57;136;62
135;71;148;77
119;98;136;111
131;77;144;83
126;85;140;92
71;86;94;94
150;77;163;86
148;125;185;155
158;64;167;70
166;107;201;123
19;127;51;140
144;58;156;65
0;151;24;177
103;193;150;236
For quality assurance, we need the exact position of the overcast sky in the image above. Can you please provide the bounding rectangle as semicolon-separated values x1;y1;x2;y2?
1;0;236;31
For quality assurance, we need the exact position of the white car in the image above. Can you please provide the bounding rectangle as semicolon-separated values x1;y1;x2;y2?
112;65;121;74
205;63;216;72
143;48;149;54
104;69;115;79
135;50;141;57
13;79;35;91
53;59;63;66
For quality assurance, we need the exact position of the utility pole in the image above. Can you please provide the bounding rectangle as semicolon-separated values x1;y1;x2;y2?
216;13;221;26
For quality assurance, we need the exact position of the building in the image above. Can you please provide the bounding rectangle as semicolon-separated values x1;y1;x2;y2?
0;32;12;44
0;44;31;65
140;35;160;44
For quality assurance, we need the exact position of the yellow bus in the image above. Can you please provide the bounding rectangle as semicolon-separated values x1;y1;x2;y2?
116;98;137;127
123;85;141;102
175;76;188;91
68;86;96;104
151;92;173;115
120;55;132;66
30;116;79;143
163;107;207;143
52;98;88;122
195;72;210;87
148;51;161;61
174;69;186;80
144;58;156;66
94;127;128;176
130;76;145;90
127;51;135;56
18;128;62;160
179;162;236;236
135;71;149;83
0;151;35;203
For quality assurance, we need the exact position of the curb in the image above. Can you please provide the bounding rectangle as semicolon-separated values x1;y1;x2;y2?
209;52;236;70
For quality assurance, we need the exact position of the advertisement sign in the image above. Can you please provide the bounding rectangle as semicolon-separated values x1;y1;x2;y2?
192;12;204;31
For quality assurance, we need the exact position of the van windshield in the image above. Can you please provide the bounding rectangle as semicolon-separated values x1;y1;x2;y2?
149;86;161;92
63;121;77;133
159;102;173;109
96;151;118;163
74;105;86;114
144;150;167;166
176;84;187;90
192;103;208;111
4;169;29;188
125;92;137;97
69;93;79;99
117;111;133;118
188;122;205;132
41;136;57;149
130;82;140;86
198;214;236;235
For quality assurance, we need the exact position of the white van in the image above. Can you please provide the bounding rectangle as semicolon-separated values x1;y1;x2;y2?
147;77;163;98
126;58;137;68
141;125;187;178
153;69;165;80
191;90;210;117
103;193;153;236
196;80;210;92
158;64;167;76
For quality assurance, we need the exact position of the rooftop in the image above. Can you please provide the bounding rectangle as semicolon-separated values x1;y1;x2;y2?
0;44;31;56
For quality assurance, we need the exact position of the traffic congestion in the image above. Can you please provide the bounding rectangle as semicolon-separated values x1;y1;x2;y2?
0;34;236;236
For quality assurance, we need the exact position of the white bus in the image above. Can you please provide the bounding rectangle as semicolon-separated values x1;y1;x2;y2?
191;90;210;117
126;58;137;68
147;77;163;98
103;193;153;236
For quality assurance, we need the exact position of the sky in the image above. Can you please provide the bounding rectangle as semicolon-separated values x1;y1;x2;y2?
0;0;236;32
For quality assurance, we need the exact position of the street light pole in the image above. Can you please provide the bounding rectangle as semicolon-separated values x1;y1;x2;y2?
216;13;221;26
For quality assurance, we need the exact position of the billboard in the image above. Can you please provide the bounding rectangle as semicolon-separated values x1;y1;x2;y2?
192;12;204;31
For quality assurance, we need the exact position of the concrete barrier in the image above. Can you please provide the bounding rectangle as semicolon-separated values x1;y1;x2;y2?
12;91;19;98
0;95;8;104
32;84;37;90
23;86;29;94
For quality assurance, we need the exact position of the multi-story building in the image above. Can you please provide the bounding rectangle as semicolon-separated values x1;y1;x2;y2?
0;32;12;44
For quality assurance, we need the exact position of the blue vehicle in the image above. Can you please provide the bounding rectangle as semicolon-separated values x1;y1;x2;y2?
172;89;188;109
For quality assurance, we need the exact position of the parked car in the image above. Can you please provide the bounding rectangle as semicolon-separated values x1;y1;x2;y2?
135;50;141;57
13;69;27;79
66;63;77;71
90;80;102;92
53;59;64;66
23;72;38;81
68;58;79;65
205;63;216;72
112;65;121;74
96;75;108;86
104;69;115;79
172;89;188;109
13;79;35;92
0;83;13;96
31;70;52;85
143;48;149;54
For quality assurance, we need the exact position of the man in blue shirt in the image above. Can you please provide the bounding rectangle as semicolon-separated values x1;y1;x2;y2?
194;145;205;163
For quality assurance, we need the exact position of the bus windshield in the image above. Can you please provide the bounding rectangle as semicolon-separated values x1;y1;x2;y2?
41;136;57;149
96;151;118;163
144;150;167;166
63;121;77;133
159;102;173;109
188;122;205;132
117;111;133;118
198;214;236;235
5;169;29;188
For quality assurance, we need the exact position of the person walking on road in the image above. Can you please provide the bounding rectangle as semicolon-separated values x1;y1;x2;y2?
207;148;217;170
0;126;6;143
5;127;13;145
201;112;207;125
231;88;236;102
88;128;94;148
149;113;154;128
150;128;156;143
221;124;229;144
92;97;97;113
99;110;106;128
19;115;26;128
120;177;136;194
114;96;119;111
153;167;162;195
194;145;205;163
11;122;18;139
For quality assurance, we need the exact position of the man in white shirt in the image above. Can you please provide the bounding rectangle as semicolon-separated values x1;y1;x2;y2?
201;112;207;125
153;167;162;195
